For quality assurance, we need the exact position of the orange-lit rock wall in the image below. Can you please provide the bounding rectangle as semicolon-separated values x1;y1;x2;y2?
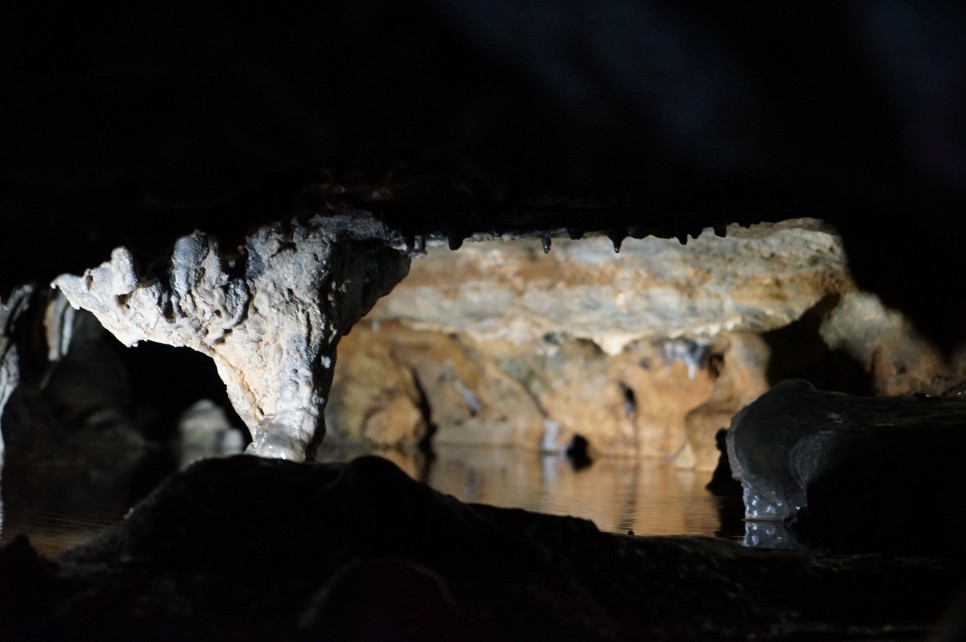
328;220;959;471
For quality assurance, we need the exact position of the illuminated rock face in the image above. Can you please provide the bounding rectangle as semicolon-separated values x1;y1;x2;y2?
54;216;410;461
369;219;853;354
331;322;714;457
44;215;961;467
0;287;33;452
329;219;959;469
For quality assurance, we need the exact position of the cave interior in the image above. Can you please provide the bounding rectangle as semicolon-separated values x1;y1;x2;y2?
2;3;966;640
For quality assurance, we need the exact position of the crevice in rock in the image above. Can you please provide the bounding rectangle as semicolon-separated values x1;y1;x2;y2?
411;374;438;458
564;434;593;471
619;382;637;419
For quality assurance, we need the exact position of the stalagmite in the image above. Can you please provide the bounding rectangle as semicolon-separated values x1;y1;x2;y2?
54;215;411;461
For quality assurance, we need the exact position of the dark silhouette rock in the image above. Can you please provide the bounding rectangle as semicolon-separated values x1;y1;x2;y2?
1;455;963;640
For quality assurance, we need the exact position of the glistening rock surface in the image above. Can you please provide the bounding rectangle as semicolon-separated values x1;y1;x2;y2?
726;380;966;554
54;215;410;461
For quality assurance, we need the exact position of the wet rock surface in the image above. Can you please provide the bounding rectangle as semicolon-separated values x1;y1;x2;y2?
1;455;963;641
727;380;966;554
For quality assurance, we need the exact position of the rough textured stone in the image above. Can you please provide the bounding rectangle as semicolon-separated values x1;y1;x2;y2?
329;322;715;458
820;291;952;395
676;332;770;471
726;380;966;554
328;321;546;450
369;219;852;353
329;220;961;469
0;287;32;453
53;215;410;461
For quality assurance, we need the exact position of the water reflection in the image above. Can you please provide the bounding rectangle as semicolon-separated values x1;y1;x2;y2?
381;445;743;538
0;445;743;557
0;452;174;557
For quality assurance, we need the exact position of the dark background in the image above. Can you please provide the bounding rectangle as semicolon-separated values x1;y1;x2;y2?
2;1;965;349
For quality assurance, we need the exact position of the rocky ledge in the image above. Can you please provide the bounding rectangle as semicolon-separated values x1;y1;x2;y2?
1;455;963;641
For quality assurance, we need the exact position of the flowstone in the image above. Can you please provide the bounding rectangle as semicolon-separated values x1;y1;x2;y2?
54;215;410;461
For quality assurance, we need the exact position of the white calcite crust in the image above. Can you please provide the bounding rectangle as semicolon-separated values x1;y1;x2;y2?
54;215;410;461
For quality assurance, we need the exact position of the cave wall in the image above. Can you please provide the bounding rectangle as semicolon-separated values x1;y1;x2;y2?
327;220;961;470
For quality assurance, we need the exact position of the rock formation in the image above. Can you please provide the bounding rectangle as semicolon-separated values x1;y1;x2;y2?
327;220;960;470
0;287;32;453
676;331;770;470
176;399;245;470
53;215;410;461
368;219;853;352
726;380;966;554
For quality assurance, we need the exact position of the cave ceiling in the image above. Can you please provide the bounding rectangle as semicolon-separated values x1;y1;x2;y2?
2;3;966;351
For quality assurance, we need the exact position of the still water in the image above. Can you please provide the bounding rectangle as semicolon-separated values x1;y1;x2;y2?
0;446;742;557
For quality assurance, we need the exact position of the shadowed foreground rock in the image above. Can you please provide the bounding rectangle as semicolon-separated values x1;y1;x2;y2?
0;456;962;641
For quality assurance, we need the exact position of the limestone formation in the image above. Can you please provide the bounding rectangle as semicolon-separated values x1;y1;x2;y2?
329;321;715;458
329;219;960;468
0;287;33;453
819;291;950;395
676;331;770;471
176;400;245;469
726;379;966;552
53;215;410;461
367;219;853;353
328;321;546;450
